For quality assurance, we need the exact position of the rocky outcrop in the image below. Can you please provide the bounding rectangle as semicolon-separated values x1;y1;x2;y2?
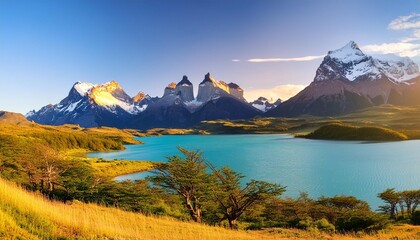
163;82;177;97
175;75;194;102
228;83;246;101
197;73;246;103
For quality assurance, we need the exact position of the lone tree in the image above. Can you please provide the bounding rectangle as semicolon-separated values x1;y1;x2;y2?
378;188;400;219
209;165;285;229
150;147;214;223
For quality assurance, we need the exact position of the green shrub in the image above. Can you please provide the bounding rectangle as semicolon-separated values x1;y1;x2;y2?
336;212;389;233
314;218;335;233
412;211;420;225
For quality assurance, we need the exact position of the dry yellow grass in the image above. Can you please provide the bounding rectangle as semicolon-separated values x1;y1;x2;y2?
1;178;419;240
0;178;271;239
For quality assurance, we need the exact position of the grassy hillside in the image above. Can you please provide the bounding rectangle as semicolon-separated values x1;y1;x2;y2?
0;178;264;240
196;105;420;139
0;111;29;125
302;123;408;141
0;121;153;186
1;178;419;240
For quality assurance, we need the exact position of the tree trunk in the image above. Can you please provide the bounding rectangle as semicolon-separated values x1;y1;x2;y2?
228;218;238;229
185;197;202;223
389;203;396;219
399;203;404;217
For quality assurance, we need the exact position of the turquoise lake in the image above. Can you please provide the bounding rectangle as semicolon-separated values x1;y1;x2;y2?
88;134;420;209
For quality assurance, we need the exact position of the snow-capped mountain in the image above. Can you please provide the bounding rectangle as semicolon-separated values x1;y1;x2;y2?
27;81;143;127
250;97;282;112
29;73;260;129
267;41;420;117
314;41;419;83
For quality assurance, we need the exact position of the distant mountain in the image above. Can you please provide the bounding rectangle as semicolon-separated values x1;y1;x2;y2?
29;73;260;129
267;41;420;117
129;73;260;129
28;41;420;126
27;81;142;128
250;97;282;112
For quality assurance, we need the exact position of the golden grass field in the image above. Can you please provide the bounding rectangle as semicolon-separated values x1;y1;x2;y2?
1;178;419;240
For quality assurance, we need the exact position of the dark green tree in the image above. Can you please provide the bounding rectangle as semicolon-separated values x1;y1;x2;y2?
378;188;400;219
210;166;285;229
150;147;214;223
400;190;420;216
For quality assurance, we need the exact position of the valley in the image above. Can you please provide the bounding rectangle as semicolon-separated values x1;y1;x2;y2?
2;1;420;239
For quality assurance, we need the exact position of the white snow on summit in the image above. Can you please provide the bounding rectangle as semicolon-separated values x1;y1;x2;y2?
90;87;138;114
317;41;420;82
328;41;366;64
74;82;95;96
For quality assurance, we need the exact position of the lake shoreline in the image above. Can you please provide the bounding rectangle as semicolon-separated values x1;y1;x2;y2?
88;134;420;209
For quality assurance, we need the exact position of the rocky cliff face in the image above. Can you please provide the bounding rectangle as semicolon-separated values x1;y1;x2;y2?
196;73;247;103
228;83;246;101
175;75;194;102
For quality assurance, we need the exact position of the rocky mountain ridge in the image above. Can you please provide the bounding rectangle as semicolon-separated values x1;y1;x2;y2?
27;73;261;129
27;41;420;128
267;41;420;117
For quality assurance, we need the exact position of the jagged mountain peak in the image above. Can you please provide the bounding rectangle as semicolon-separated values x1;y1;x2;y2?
98;80;122;92
73;81;95;96
196;73;247;102
133;92;146;103
72;80;123;97
327;41;366;64
228;82;241;90
177;75;192;86
201;72;215;84
250;97;282;112
166;82;177;89
315;41;420;82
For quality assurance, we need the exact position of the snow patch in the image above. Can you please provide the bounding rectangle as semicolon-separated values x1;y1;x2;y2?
74;82;95;96
90;90;138;114
252;103;266;112
63;99;82;112
328;41;366;64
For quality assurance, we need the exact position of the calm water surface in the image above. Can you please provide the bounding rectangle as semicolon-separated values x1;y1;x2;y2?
89;134;420;209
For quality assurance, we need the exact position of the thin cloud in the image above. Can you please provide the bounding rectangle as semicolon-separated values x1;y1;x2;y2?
362;42;420;57
388;13;420;30
401;29;420;43
244;84;307;102
231;59;241;62
363;13;420;57
248;55;325;63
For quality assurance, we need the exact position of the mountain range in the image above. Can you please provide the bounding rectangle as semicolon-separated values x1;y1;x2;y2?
27;73;265;129
27;41;420;129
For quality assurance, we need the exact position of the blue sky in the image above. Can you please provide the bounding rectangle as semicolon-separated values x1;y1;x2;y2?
1;0;419;114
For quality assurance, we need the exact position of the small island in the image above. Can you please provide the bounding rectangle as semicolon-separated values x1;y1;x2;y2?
302;123;408;141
